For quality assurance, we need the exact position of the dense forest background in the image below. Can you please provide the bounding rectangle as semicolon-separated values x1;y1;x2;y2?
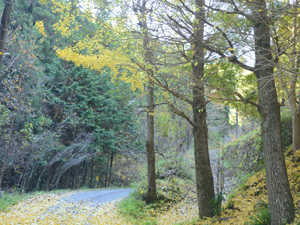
0;0;146;191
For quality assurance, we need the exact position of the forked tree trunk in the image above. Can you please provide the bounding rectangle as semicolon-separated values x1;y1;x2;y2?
192;0;215;218
0;0;13;70
252;1;295;223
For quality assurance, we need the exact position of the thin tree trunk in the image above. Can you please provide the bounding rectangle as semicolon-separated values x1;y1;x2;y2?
142;3;156;203
236;108;239;138
145;78;156;202
97;172;102;188
192;0;215;218
72;165;79;189
89;160;94;188
108;154;114;187
0;170;5;189
291;0;300;152
289;98;300;152
65;168;70;189
46;165;53;191
133;0;157;203
105;156;109;188
186;125;191;150
82;161;87;187
0;0;13;70
252;1;295;223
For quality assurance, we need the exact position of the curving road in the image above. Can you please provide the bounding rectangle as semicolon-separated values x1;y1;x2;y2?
62;189;132;207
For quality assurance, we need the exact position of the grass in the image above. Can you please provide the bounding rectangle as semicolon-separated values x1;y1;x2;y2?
248;207;270;225
118;196;157;225
0;192;26;211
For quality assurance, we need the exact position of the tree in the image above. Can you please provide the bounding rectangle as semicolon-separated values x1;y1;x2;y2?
275;0;300;153
191;0;295;223
132;0;157;203
128;0;216;216
143;0;295;222
0;0;13;70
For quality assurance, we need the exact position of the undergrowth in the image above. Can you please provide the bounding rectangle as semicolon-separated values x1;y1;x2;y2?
0;193;26;212
118;176;196;224
118;146;300;225
1;148;300;224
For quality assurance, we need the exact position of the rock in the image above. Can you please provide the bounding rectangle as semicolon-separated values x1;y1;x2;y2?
158;169;178;179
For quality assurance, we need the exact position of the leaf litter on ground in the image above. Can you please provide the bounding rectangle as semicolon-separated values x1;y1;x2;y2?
1;148;300;224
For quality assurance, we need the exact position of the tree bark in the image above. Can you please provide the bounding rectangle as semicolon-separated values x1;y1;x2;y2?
89;160;94;188
0;170;5;189
192;0;215;217
135;0;157;203
252;1;295;223
46;165;53;191
105;156;109;188
145;79;156;202
108;154;114;187
72;165;79;189
0;0;13;70
65;168;71;189
289;96;300;152
82;161;87;187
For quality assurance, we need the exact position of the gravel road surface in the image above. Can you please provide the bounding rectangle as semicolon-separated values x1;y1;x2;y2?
62;189;132;207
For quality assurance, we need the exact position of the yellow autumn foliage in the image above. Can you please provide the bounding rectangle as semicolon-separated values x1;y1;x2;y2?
35;21;47;37
36;0;145;93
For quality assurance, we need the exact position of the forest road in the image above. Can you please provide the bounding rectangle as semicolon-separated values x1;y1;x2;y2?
62;189;132;206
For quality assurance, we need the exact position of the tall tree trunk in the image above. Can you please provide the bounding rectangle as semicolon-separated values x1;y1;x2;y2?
105;156;109;188
132;0;157;203
0;0;13;70
191;0;215;218
89;160;94;188
139;0;157;203
252;1;295;224
108;154;114;187
145;78;156;202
